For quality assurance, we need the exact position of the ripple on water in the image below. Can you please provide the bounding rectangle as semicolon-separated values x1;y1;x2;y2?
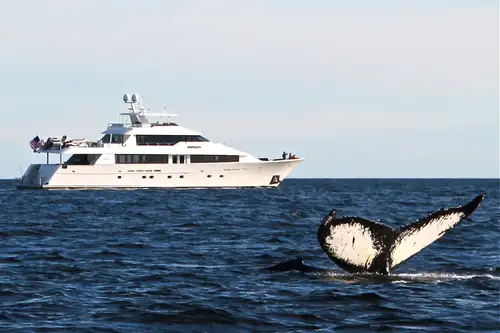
0;178;498;332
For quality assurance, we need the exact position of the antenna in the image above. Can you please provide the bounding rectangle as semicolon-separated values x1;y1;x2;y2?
19;164;24;181
122;93;144;114
121;93;177;125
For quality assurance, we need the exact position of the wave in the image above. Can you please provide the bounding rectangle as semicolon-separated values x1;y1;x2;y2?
311;270;500;284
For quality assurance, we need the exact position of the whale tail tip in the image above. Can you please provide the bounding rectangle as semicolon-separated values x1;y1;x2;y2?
320;209;337;227
461;193;485;218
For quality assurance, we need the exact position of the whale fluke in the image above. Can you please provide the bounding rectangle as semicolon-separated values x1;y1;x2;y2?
317;194;485;275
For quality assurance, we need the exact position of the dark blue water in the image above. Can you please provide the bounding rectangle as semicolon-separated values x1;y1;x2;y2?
0;179;498;332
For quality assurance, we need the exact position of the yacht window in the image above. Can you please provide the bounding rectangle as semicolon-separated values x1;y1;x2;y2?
115;154;169;164
144;155;168;163
136;135;210;146
179;155;185;164
190;155;239;163
66;154;102;165
111;134;124;144
100;134;111;143
185;135;210;142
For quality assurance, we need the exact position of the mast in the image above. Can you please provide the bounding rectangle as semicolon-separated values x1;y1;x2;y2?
122;94;149;126
121;93;179;126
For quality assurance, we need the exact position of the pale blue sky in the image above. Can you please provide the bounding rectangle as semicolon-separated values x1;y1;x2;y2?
1;0;498;178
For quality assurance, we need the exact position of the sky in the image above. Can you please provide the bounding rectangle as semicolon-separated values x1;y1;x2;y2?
0;0;498;178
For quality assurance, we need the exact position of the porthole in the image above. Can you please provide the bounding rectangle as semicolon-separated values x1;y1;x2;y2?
149;176;154;179
167;175;172;179
142;175;146;179
207;175;211;178
179;175;184;179
118;176;122;179
219;175;224;178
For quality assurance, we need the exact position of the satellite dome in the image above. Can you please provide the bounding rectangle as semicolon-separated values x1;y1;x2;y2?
123;94;131;103
131;94;140;103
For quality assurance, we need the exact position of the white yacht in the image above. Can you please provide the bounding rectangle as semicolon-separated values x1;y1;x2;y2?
17;94;304;189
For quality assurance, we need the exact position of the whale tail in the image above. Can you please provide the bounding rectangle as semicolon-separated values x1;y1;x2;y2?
388;193;484;271
317;194;485;275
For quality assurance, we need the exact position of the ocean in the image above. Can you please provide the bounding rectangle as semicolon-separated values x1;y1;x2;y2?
0;178;498;332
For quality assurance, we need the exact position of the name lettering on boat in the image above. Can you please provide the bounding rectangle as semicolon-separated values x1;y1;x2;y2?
270;175;281;184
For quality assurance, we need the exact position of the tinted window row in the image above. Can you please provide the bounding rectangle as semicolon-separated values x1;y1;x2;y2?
100;134;124;144
66;154;102;165
115;154;239;164
136;135;209;145
116;154;168;164
190;155;239;163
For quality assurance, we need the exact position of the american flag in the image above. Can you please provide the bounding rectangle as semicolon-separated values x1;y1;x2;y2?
29;136;44;151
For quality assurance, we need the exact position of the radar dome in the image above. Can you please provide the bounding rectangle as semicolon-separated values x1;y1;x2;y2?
123;94;131;103
131;94;140;103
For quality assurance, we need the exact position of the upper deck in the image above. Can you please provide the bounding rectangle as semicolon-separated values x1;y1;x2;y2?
25;93;303;166
36;93;215;153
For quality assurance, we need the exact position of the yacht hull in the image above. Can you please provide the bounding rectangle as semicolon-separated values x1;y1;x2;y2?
17;158;303;190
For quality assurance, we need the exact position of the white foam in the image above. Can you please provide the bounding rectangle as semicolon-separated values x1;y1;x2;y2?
310;270;500;284
395;272;500;281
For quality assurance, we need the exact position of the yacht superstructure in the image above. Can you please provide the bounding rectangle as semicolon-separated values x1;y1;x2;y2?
17;94;304;189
